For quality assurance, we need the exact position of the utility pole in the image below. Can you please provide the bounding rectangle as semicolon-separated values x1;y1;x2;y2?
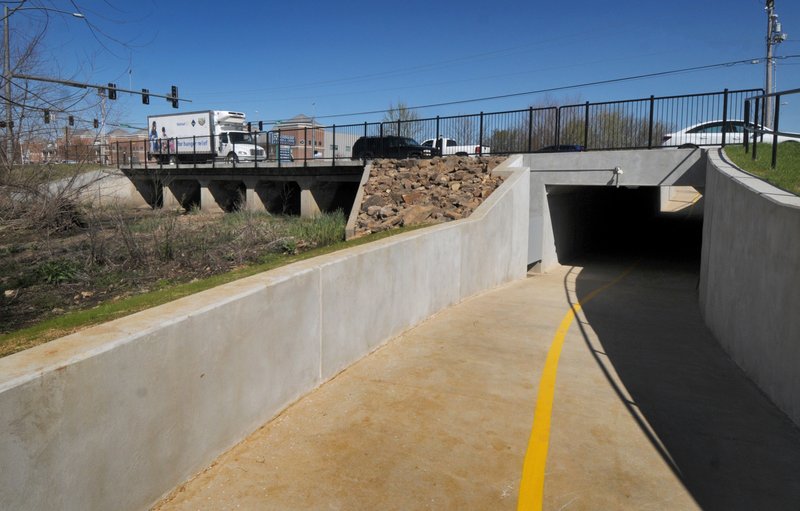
4;6;13;165
765;0;788;129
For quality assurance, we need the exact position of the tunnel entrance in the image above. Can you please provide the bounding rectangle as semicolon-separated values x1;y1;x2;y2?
546;185;704;265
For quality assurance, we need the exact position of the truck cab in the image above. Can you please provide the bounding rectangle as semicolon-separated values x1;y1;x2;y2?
213;111;265;163
217;131;263;163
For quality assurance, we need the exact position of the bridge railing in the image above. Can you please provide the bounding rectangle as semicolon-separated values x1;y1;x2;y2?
743;87;800;168
116;88;765;169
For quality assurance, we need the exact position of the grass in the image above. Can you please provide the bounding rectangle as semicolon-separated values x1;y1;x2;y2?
724;142;800;196
0;224;425;358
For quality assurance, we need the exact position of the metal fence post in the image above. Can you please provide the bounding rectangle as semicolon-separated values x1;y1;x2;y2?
743;100;750;153
193;135;197;169
435;116;440;146
144;139;148;171
115;141;120;168
583;101;590;149
129;140;133;167
555;108;561;147
647;95;655;149
277;129;282;168
528;107;533;153
479;112;484;154
211;134;216;169
752;98;760;161
304;126;308;166
721;88;729;147
771;94;780;169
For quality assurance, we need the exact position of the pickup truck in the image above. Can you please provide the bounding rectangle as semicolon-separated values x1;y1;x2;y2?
420;137;490;156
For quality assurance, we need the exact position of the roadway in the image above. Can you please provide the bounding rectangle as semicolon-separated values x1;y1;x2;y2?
152;251;800;510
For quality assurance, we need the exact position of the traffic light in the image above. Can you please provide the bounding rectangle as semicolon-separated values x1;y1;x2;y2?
44;110;50;124
68;115;74;126
258;121;263;131
107;83;117;100
247;122;252;132
93;118;99;129
141;88;149;105
170;85;178;108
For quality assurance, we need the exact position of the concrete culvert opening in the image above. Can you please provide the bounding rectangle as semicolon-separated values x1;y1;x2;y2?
546;185;704;265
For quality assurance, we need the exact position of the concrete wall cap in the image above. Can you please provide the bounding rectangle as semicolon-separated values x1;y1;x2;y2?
708;148;800;210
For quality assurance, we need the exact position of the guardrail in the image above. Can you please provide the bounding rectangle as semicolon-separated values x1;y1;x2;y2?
114;88;763;169
743;87;800;169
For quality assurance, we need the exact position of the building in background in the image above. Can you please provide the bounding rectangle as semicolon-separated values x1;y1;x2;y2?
273;114;325;160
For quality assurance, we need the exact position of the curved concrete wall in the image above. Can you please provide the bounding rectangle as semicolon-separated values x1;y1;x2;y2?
0;159;529;511
48;168;150;208
700;149;800;426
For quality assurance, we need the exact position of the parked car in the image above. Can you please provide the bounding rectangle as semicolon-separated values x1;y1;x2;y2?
420;137;490;156
351;136;437;159
661;120;799;147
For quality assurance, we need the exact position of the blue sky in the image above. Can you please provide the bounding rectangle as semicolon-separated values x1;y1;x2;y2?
13;0;800;131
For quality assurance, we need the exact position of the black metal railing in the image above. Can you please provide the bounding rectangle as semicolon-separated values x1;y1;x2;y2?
116;88;767;169
743;87;800;168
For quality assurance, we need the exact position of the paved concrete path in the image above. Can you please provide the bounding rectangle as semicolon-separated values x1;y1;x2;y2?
154;257;800;510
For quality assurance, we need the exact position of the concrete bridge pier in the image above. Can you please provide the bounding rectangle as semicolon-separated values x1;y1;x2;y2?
243;178;266;212
162;182;181;210
198;179;225;214
297;177;321;218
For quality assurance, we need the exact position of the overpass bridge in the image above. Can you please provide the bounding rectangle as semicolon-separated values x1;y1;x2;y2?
120;160;365;217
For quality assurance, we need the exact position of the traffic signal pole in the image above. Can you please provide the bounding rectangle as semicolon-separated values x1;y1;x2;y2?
11;73;187;106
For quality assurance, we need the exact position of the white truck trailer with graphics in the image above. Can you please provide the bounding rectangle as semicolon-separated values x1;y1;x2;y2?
147;110;266;164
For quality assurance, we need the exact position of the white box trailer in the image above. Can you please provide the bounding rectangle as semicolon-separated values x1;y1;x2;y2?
147;110;266;164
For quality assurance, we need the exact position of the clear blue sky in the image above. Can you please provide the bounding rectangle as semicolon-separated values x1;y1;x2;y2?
13;0;800;131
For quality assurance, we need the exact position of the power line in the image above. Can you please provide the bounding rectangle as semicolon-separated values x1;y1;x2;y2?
261;55;799;123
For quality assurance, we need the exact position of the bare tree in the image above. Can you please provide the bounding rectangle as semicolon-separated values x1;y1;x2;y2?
382;101;422;140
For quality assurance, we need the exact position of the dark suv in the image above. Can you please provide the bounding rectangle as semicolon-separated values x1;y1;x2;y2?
352;136;438;159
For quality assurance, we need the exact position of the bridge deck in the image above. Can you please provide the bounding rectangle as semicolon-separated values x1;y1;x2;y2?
153;256;800;510
121;160;365;180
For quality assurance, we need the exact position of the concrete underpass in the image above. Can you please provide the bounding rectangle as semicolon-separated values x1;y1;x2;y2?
152;152;800;510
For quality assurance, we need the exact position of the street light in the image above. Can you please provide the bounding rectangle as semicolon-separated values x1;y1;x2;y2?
4;6;85;164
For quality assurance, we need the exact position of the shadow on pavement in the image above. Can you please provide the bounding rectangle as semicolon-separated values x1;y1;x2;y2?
569;215;800;510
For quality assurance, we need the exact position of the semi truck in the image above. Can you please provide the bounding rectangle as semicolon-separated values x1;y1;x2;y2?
147;110;266;164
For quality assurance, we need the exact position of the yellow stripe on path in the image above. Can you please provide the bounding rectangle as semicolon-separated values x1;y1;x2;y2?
517;264;636;511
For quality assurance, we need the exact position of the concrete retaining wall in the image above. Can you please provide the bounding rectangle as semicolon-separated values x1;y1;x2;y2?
0;159;529;510
699;149;800;426
48;168;150;208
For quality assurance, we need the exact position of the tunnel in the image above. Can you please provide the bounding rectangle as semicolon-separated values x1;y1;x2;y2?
545;185;704;266
540;183;786;510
